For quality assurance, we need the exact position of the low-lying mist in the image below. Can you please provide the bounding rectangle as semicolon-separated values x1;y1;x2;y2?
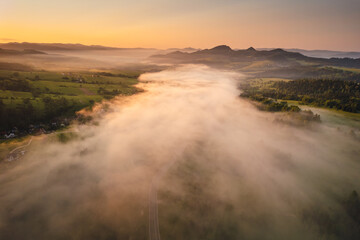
0;65;359;240
0;48;167;71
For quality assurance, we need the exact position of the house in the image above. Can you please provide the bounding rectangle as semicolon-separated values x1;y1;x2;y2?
5;133;15;139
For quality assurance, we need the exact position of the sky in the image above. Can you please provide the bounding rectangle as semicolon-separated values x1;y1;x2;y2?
0;0;360;51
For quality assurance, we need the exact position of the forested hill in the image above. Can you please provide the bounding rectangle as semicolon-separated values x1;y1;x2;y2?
241;79;360;113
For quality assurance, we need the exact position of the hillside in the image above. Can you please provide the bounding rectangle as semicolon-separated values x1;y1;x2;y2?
151;45;360;69
0;48;46;56
0;42;118;51
0;62;34;71
0;42;196;53
271;48;360;59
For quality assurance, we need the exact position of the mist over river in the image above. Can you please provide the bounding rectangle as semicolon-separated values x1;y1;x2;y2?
0;65;359;240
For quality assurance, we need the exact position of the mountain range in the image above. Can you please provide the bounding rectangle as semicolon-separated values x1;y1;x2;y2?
0;42;118;51
1;42;359;58
0;42;198;53
150;45;360;69
258;48;360;59
0;48;46;55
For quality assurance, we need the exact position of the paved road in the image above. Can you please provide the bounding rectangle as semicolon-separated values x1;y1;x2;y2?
148;157;179;240
149;178;161;240
6;137;33;162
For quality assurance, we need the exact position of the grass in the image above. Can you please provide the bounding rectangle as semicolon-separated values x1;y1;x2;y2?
0;70;65;81
279;99;360;118
0;69;140;128
241;60;276;71
1;69;139;104
0;68;141;158
0;136;30;160
252;77;291;82
242;78;360;128
33;81;85;95
277;99;360;129
56;132;78;143
0;90;33;98
331;66;360;73
247;78;291;90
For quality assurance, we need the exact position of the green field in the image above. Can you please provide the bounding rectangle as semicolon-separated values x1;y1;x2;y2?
331;66;360;74
0;69;141;132
275;99;360;128
241;77;360;113
246;77;291;90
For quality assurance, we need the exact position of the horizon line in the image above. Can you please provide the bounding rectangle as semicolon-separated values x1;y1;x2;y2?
1;41;360;53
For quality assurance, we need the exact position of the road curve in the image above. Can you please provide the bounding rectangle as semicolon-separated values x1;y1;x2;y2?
9;137;33;154
4;129;78;162
6;137;33;161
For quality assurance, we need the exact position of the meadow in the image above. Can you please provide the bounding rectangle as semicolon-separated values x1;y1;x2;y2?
0;69;141;134
241;77;360;113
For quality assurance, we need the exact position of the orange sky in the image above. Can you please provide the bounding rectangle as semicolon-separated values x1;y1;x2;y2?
1;0;360;51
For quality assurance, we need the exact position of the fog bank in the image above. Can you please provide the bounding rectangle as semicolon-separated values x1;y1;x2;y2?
0;65;359;240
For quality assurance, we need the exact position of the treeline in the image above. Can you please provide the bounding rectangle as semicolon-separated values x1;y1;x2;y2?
0;75;46;97
242;93;301;112
0;61;33;71
240;92;322;125
0;77;31;91
0;97;88;131
97;87;121;98
244;79;360;113
96;71;140;78
0;99;36;131
256;66;360;82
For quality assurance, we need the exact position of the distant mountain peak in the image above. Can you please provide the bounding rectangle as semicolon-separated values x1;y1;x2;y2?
247;47;256;51
271;48;286;53
210;45;232;51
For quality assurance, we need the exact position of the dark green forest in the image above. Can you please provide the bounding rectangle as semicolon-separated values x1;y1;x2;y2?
255;66;360;81
241;79;360;113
